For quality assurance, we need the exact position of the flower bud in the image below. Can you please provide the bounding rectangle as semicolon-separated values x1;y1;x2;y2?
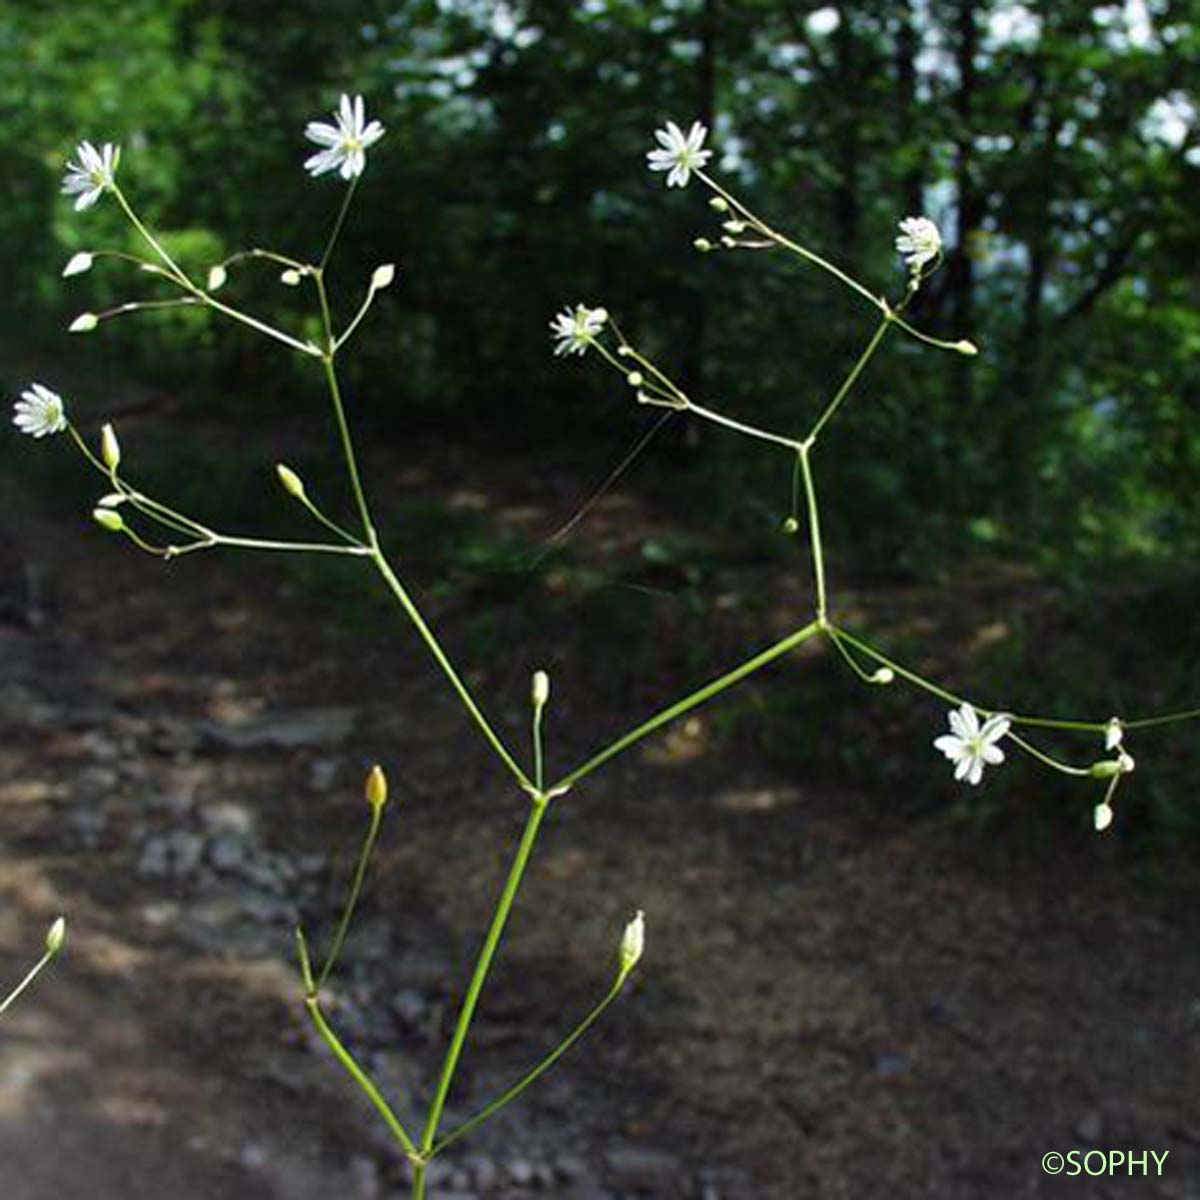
365;764;388;811
276;463;306;499
93;508;124;533
1093;803;1114;832
708;196;729;212
280;269;301;287
531;669;550;710
722;219;746;234
693;238;714;252
619;910;645;975
371;263;396;290
869;667;895;685
45;916;67;956
616;345;633;357
62;252;94;278
69;313;98;333
1104;718;1123;751
1117;751;1135;774
954;340;979;356
782;517;800;534
720;235;737;248
96;493;125;509
626;371;644;388
207;264;228;291
101;422;121;470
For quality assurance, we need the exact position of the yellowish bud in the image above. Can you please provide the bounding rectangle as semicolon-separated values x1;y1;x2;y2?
69;313;98;333
955;339;979;356
708;196;729;212
100;422;121;470
532;670;550;710
280;269;301;287
869;667;895;685
93;508;124;533
207;264;228;291
627;371;644;388
1093;803;1114;833
365;764;388;810
693;237;714;252
371;263;397;290
619;910;645;975
45;916;67;956
276;463;306;499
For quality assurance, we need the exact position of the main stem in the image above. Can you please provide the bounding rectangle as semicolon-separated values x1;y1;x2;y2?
419;797;550;1160
798;447;826;623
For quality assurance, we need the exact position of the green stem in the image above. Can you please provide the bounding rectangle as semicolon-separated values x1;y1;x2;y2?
316;802;384;991
806;317;891;444
431;973;628;1157
0;950;55;1017
798;447;826;622
533;706;546;793
320;177;360;273
305;995;419;1158
549;620;823;793
320;342;375;543
421;797;550;1154
370;550;533;792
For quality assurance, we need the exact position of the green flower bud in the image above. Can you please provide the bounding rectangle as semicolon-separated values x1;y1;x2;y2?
101;422;121;470
955;339;979;356
62;252;94;278
693;238;714;252
365;764;388;811
531;669;550;710
708;196;729;212
276;463;306;499
45;916;67;955
93;508;124;533
619;910;644;975
69;313;98;333
207;265;228;291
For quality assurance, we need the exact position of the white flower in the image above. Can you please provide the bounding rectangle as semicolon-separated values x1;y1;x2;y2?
550;304;608;357
304;94;385;180
895;216;942;273
647;120;712;188
12;384;67;438
933;703;1011;786
61;141;119;211
619;910;645;974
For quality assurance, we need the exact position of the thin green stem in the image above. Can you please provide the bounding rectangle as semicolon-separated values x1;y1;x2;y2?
806;317;891;444
826;625;882;684
316;803;385;991
533;707;546;793
1006;731;1092;777
421;797;550;1154
370;550;533;792
320;346;375;543
687;400;802;451
0;950;55;1017
208;535;371;556
549;620;823;793
305;996;419;1158
798;447;826;622
320;178;360;273
112;185;190;285
431;973;628;1157
293;489;365;547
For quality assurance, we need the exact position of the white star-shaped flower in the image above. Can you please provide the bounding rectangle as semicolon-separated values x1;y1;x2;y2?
304;94;385;180
895;216;942;273
61;141;120;211
550;304;608;357
647;120;712;188
12;384;67;439
933;703;1011;786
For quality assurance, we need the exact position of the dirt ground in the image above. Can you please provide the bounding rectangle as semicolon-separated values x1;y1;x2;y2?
1;418;1198;1200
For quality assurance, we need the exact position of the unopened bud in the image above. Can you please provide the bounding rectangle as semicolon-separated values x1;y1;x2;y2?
371;263;396;290
45;916;67;955
100;422;121;470
619;909;645;975
532;670;550;710
280;269;301;287
365;764;388;811
708;196;729;213
616;345;633;357
207;264;228;291
96;492;125;509
62;252;94;278
869;667;895;685
782;517;800;534
69;313;98;333
722;219;746;234
93;508;124;533
1093;803;1114;832
693;238;714;252
1104;718;1123;751
626;371;644;388
276;463;306;499
954;339;979;356
1118;751;1135;774
720;235;737;248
